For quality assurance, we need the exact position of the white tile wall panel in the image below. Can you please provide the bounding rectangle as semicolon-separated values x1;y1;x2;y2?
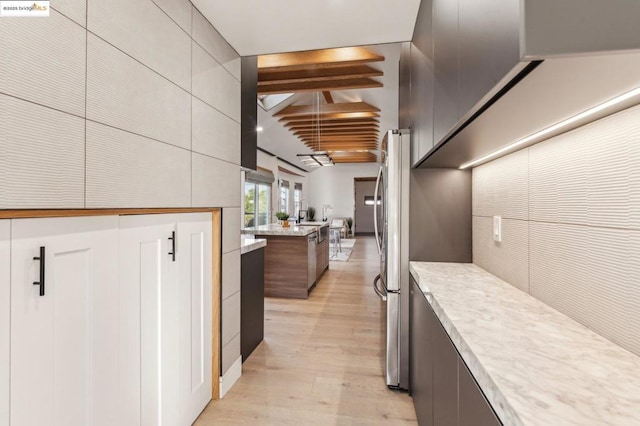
86;34;191;149
530;223;640;356
192;9;240;80
192;97;241;164
192;43;241;122
222;250;241;300
85;122;191;208
0;10;85;116
53;0;87;27
192;153;241;208
221;291;240;346
88;0;191;91
0;95;84;208
221;334;240;374
222;207;241;254
530;105;640;230
472;149;529;220
225;58;242;82
151;0;192;34
473;217;529;292
0;221;10;425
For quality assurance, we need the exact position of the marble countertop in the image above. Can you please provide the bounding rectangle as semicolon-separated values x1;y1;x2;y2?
410;262;640;426
240;235;266;255
298;221;329;227
242;223;318;237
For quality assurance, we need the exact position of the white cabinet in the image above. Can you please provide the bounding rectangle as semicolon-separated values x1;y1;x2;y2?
119;213;212;426
176;214;212;425
10;216;120;426
0;221;9;426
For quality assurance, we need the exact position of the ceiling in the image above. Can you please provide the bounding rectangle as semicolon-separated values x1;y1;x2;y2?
189;2;415;172
190;0;420;56
255;43;402;171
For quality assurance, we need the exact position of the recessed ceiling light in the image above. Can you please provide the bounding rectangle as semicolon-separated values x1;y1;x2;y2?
256;126;263;132
459;86;640;169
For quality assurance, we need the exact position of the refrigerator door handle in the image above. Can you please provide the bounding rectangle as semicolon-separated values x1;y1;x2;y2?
373;165;383;255
373;274;387;301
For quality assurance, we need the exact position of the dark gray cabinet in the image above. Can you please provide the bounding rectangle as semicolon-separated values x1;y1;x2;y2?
240;247;264;361
410;276;501;425
458;0;520;115
410;279;434;423
241;56;258;170
459;359;501;426
432;0;459;144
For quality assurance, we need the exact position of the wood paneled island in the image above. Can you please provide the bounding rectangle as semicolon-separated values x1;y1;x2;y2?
242;223;329;298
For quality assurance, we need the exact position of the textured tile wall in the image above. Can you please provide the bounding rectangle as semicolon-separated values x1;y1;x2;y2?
0;0;242;375
472;104;640;356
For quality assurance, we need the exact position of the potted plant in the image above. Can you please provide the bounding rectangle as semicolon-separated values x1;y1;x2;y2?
275;211;290;227
346;217;353;237
307;207;316;221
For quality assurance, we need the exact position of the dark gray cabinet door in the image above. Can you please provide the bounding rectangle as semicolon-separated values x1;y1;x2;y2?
240;247;265;361
410;278;434;425
459;359;501;426
433;315;458;425
240;56;257;170
399;42;412;132
458;0;520;116
432;0;459;145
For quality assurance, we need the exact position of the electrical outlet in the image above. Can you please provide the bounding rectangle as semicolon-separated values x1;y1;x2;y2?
493;216;502;243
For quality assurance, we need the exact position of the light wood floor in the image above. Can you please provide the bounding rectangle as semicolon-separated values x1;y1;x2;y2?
194;236;417;425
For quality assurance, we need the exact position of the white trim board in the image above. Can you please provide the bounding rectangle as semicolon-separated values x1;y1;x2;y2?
219;356;242;398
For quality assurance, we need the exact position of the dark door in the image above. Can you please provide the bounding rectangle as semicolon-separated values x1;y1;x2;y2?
354;178;377;235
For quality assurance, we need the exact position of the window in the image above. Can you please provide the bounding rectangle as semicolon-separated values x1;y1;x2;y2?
279;180;289;214
244;182;271;227
364;196;382;206
293;183;302;217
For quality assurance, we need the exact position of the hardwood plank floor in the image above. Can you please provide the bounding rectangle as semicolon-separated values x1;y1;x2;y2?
195;236;417;425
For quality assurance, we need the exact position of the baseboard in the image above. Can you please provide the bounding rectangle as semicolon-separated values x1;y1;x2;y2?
219;356;242;398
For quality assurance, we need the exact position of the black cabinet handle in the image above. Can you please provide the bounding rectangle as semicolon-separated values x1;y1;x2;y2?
33;246;45;296
168;231;176;262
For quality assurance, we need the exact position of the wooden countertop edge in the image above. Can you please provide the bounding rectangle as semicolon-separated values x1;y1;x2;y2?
0;208;221;219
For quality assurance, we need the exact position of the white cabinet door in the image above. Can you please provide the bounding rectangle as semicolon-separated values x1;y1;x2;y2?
10;216;119;426
118;214;179;426
0;221;10;426
177;213;212;424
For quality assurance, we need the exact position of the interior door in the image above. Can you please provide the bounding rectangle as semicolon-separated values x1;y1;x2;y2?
177;213;212;425
0;220;9;426
10;216;119;426
118;214;179;426
354;179;377;234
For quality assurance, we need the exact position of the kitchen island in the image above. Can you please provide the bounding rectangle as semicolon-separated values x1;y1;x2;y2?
242;223;329;298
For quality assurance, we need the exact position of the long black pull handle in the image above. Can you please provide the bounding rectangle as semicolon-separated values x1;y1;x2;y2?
33;246;45;297
168;231;176;262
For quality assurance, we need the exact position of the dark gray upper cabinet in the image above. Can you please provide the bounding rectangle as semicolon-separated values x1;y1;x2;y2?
399;42;412;131
432;0;459;145
458;0;520;117
241;56;258;170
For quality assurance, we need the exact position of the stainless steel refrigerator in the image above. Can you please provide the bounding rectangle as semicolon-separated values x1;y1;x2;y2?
373;129;410;390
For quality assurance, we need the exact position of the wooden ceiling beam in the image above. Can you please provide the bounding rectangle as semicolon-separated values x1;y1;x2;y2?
322;91;334;104
258;47;385;71
284;118;379;127
289;124;379;132
279;112;380;122
258;65;383;85
257;77;382;95
274;101;379;117
295;131;379;138
300;136;379;142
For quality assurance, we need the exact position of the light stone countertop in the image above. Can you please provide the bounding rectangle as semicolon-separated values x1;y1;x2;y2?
242;223;318;237
298;221;329;227
409;262;640;426
240;235;266;255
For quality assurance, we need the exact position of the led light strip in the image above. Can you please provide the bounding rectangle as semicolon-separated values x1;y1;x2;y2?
459;86;640;169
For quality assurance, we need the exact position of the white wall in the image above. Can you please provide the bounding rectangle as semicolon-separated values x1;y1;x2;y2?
0;0;242;377
307;163;380;222
472;104;640;357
